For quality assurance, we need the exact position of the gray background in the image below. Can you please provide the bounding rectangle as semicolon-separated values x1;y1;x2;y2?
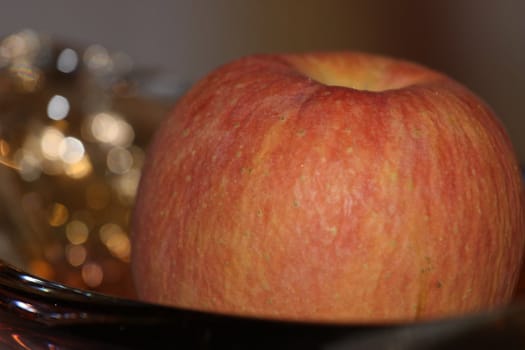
1;0;524;162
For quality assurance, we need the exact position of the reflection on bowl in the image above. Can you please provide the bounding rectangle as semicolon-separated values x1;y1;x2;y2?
0;29;184;298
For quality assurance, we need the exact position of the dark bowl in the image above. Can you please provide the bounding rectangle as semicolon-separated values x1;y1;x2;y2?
2;260;525;350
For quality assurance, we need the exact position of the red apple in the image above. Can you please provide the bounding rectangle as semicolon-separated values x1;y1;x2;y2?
131;52;525;323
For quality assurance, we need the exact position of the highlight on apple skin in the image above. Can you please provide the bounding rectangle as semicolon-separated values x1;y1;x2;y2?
131;51;525;323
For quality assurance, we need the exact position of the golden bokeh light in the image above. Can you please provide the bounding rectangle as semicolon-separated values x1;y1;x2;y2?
99;222;122;243
113;168;141;204
81;262;104;288
86;112;135;146
48;202;69;227
99;223;131;262
0;29;178;297
65;220;89;245
66;244;87;267
58;136;84;164
107;146;133;174
40;126;65;160
65;244;87;267
64;154;93;179
107;233;131;261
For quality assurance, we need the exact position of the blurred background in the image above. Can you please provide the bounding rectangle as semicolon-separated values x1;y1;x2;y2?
0;0;523;297
1;0;523;160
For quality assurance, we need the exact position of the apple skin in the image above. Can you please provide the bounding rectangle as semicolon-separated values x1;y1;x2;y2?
131;52;525;323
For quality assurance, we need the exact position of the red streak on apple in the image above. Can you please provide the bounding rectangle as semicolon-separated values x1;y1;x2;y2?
131;52;525;323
